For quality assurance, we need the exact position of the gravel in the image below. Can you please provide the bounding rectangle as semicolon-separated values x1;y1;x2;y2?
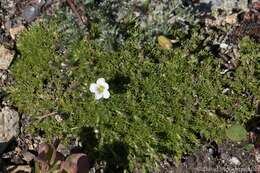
229;156;241;166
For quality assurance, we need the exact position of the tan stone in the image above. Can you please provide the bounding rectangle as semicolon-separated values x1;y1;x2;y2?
9;25;25;40
0;107;19;153
225;14;238;25
0;45;14;70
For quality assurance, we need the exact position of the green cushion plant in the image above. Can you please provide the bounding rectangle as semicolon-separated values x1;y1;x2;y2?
7;20;259;171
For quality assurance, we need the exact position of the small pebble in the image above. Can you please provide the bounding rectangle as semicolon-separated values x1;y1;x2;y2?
222;88;230;94
22;151;34;162
9;25;25;40
1;73;7;81
229;157;241;165
255;151;260;163
225;14;238;25
220;43;229;49
208;148;214;155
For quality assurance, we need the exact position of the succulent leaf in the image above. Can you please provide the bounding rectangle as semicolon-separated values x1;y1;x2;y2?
61;153;90;173
38;144;54;163
226;124;247;142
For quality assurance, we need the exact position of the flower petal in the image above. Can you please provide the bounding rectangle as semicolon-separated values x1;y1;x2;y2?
89;83;98;93
95;93;103;100
102;82;109;90
97;78;106;85
102;90;110;99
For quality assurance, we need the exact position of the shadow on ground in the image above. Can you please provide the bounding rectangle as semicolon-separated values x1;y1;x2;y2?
78;127;129;173
109;74;130;94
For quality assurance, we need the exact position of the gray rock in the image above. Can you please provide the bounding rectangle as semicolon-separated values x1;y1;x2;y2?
22;6;40;22
195;0;249;13
0;107;20;154
0;71;8;84
0;45;14;70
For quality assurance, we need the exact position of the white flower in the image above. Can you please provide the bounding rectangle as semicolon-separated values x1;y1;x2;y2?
89;78;110;100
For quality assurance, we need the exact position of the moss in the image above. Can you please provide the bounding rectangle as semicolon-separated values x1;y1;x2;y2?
8;21;259;172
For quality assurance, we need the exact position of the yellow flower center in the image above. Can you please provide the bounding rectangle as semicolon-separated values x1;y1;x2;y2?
98;85;105;93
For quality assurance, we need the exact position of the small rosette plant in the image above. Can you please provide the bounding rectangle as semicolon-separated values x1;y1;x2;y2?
32;143;90;173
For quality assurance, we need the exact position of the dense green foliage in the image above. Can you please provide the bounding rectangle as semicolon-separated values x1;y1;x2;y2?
8;20;259;171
